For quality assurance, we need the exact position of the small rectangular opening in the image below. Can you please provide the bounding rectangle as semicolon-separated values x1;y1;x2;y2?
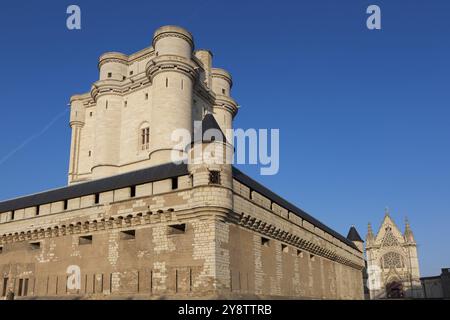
281;244;288;253
63;199;68;210
130;186;136;198
168;224;186;235
29;242;41;250
18;279;23;297
79;235;93;245
209;170;221;185
0;246;3;254
120;230;136;240
2;278;8;297
107;72;112;78
261;237;270;247
94;193;100;204
11;211;15;220
23;279;29;297
171;177;178;190
35;206;40;216
145;93;148;100
129;71;134;76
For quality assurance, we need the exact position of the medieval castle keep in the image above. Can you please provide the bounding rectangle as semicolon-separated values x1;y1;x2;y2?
0;26;364;299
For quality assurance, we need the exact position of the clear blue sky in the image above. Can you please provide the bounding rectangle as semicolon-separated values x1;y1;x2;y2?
0;0;449;276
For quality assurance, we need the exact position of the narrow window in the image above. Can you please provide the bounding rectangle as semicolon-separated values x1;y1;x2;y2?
145;93;148;100
181;79;184;90
79;235;93;245
63;199;68;210
222;88;226;95
35;206;40;216
123;76;126;81
1;278;7;297
168;224;186;235
11;211;15;220
107;72;112;78
29;242;41;250
209;170;221;185
18;279;23;297
171;177;178;190
166;77;169;87
130;186;136;198
261;237;270;247
89;112;93;117
106;100;108;109
0;246;3;254
129;71;134;76
140;127;150;150
124;101;128;107
94;193;100;204
120;230;136;240
23;279;29;297
281;244;288;253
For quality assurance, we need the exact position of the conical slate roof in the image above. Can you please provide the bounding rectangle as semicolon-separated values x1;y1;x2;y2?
347;226;363;242
193;113;228;143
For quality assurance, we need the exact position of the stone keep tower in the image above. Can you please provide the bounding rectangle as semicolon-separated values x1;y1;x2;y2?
68;25;238;184
365;210;423;299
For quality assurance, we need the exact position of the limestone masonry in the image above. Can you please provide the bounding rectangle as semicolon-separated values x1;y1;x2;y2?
366;212;423;299
0;26;364;299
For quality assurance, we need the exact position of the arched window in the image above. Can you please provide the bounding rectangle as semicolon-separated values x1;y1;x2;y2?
139;123;150;150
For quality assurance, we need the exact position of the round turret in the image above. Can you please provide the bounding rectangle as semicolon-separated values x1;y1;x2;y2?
69;95;86;127
152;25;194;58
211;68;232;97
98;52;128;81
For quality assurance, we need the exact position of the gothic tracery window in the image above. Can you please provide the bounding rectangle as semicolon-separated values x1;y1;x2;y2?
381;252;404;269
381;228;399;247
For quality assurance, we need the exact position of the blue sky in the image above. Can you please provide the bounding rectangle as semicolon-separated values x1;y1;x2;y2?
0;0;449;276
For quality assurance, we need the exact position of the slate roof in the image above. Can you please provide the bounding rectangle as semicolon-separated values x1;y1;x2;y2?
0;163;358;251
0;162;188;213
193;113;228;144
232;167;359;250
346;226;363;242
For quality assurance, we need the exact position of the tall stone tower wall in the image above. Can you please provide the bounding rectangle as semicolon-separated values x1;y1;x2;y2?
67;25;237;185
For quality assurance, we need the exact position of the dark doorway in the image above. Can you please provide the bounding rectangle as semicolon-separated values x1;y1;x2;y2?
386;281;404;299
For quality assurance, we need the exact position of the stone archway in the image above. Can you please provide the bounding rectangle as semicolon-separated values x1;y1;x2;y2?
386;280;404;299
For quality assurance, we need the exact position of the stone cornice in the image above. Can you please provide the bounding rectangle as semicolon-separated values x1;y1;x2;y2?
152;26;194;49
211;68;233;88
98;52;129;70
90;75;151;101
214;95;238;117
235;212;364;270
145;55;198;81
